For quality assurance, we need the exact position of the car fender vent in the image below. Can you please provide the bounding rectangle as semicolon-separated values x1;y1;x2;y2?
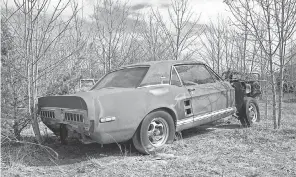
184;100;193;116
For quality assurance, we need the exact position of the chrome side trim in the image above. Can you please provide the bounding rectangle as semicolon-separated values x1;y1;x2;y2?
176;117;193;126
193;107;235;121
176;107;236;127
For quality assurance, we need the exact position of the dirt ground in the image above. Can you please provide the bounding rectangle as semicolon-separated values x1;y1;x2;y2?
1;101;296;177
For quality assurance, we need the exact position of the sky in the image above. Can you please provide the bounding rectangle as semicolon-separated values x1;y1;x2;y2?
5;0;230;24
123;0;230;24
36;0;230;24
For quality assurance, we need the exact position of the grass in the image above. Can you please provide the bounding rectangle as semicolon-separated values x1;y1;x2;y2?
1;101;296;177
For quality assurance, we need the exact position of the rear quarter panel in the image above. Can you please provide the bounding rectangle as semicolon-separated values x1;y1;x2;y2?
93;85;188;144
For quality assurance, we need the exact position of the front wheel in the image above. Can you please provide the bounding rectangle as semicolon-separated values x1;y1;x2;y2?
132;110;175;154
239;97;260;127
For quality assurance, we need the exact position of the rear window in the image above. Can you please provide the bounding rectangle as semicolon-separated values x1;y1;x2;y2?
92;67;149;90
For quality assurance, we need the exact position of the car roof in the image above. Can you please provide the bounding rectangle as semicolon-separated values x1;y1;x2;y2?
122;60;205;68
116;60;205;87
91;60;210;89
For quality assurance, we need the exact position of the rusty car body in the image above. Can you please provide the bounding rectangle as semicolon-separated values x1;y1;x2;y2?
38;60;260;154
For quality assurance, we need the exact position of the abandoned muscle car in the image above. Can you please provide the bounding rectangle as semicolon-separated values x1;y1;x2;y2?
38;60;260;154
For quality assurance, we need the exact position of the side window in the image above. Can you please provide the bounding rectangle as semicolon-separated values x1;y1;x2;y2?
170;67;182;86
175;64;215;85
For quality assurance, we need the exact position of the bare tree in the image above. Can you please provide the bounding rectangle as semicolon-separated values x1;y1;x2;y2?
152;0;203;60
273;0;296;127
226;0;296;129
137;14;173;61
199;17;228;74
92;0;139;74
227;0;278;128
1;0;79;141
198;17;259;75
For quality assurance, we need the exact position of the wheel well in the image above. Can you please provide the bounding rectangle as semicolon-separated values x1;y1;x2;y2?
150;107;177;127
132;107;177;138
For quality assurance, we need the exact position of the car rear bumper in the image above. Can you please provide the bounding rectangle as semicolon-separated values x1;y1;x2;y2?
40;108;133;144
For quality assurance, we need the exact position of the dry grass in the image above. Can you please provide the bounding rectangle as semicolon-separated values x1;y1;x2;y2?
1;101;296;177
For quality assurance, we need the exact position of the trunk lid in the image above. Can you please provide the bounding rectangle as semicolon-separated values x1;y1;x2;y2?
38;87;135;121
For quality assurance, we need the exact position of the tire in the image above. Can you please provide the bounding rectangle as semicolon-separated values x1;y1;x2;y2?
132;110;175;155
60;124;68;145
239;115;248;127
239;97;260;127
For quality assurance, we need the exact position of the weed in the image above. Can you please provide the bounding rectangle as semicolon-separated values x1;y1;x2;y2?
1;101;296;177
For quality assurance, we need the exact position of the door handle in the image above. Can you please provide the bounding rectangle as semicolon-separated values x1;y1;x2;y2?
188;88;195;92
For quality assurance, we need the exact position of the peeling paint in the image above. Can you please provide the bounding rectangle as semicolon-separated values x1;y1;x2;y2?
148;88;169;96
174;93;188;101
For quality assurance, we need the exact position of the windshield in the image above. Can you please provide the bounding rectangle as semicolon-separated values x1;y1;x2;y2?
92;67;149;90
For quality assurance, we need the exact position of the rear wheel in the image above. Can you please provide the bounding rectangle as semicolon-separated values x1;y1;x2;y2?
132;110;175;154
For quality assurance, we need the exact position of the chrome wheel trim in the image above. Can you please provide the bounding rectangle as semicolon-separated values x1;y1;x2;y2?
147;117;169;147
249;103;258;123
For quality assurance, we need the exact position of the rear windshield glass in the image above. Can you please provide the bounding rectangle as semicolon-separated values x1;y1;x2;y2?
91;67;149;90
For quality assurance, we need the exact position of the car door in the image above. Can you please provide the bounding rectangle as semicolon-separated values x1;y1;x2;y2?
203;65;232;111
170;66;194;130
174;64;229;125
